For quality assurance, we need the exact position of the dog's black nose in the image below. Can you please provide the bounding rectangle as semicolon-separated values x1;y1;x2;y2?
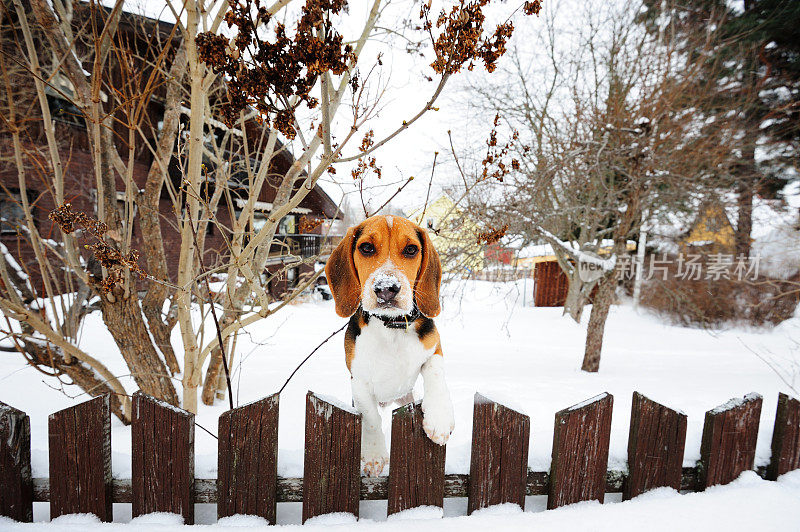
375;283;400;303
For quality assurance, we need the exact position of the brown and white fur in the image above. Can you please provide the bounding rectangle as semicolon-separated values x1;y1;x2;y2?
325;215;454;477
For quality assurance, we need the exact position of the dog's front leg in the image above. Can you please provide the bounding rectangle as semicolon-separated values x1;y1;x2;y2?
421;354;455;445
351;377;389;477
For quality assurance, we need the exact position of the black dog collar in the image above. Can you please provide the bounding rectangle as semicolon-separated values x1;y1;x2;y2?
364;306;421;329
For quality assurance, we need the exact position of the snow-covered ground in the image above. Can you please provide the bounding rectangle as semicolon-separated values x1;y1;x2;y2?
1;280;799;528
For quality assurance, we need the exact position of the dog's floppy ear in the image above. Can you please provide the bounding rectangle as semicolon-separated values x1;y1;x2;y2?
415;228;442;317
325;225;361;317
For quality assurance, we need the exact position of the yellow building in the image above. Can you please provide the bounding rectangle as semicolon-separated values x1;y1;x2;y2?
681;201;736;253
406;193;485;274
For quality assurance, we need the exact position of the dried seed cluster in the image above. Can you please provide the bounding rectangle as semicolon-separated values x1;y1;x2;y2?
198;0;540;139
480;114;528;182
197;0;355;138
298;215;324;233
49;203;146;292
423;0;537;75
477;223;508;244
351;130;381;180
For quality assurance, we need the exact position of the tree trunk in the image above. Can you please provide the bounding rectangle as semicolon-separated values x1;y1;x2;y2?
580;236;628;373
178;0;208;414
563;271;586;323
32;0;177;399
735;144;755;259
138;44;187;376
581;272;615;372
201;315;234;406
202;353;222;405
62;283;91;341
100;291;179;405
632;228;647;309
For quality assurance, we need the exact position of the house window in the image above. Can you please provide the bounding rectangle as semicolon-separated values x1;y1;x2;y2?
0;193;25;234
46;94;85;128
253;214;268;233
278;215;296;235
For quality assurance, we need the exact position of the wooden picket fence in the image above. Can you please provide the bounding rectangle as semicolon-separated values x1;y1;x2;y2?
1;390;799;525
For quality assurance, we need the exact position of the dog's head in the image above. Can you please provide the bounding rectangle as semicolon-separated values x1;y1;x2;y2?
325;215;441;318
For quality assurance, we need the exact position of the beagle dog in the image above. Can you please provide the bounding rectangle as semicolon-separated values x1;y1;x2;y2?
325;214;455;477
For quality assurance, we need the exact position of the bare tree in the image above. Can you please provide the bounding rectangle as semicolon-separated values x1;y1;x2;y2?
453;0;750;371
0;0;539;418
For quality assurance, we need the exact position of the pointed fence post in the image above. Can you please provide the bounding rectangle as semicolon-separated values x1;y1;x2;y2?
467;393;530;514
217;393;279;522
388;402;446;516
0;401;32;522
767;393;800;480
48;395;112;521
699;393;762;489
623;392;687;500
302;392;361;523
131;392;195;524
548;393;613;509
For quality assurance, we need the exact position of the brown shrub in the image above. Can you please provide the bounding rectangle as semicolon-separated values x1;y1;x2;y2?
639;254;799;327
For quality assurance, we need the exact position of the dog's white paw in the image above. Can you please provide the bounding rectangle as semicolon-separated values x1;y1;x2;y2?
421;394;455;446
361;428;389;477
361;449;389;477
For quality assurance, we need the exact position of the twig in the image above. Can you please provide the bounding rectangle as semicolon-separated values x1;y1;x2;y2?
359;176;369;217
196;422;218;440
277;323;348;395
419;152;439;225
448;130;469;189
739;337;799;396
368;175;415;217
187;213;234;411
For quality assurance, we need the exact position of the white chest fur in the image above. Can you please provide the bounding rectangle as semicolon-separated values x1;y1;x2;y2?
350;320;435;403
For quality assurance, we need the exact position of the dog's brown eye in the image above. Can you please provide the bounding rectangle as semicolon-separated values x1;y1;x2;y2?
402;244;419;258
358;242;376;256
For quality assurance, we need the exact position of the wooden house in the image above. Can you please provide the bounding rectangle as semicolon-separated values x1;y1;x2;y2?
0;3;341;298
679;201;736;254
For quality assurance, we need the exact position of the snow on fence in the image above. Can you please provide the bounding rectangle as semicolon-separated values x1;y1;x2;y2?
1;390;799;525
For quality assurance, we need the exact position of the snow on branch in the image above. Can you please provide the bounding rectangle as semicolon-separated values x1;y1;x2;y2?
534;227;617;273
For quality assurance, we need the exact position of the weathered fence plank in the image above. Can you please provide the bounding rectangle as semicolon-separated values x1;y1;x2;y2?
548;393;613;509
624;392;687;500
131;392;195;524
217;393;279;522
767;393;800;480
302;392;361;523
0;401;32;522
388;402;446;515
467;393;530;514
48;395;112;521
699;393;762;489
